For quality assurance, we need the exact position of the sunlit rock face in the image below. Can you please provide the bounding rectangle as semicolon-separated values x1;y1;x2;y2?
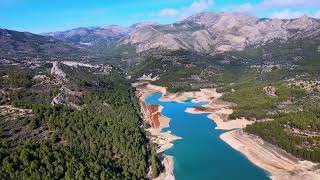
43;12;320;54
121;12;320;53
43;25;130;47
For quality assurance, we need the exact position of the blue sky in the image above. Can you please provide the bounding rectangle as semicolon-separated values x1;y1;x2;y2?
0;0;319;33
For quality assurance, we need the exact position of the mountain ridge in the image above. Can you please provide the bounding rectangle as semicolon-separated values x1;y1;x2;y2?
41;12;320;54
122;12;320;53
0;28;94;61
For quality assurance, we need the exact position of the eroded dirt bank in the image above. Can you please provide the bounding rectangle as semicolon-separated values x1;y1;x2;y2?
133;82;178;180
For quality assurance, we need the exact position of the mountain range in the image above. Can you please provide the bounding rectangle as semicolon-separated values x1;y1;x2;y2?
1;11;320;64
42;12;320;54
42;22;159;48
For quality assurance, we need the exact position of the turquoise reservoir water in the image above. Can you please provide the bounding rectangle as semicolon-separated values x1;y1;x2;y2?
145;93;269;180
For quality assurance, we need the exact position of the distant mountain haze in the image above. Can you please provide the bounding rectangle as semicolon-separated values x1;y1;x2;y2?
41;22;160;47
0;28;93;60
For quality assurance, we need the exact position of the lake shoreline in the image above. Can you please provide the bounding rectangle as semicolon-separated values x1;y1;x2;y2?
133;82;179;180
178;90;320;180
133;82;320;180
220;129;320;180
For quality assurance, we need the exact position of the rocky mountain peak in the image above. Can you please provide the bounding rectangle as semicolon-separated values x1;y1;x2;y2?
286;15;319;30
102;25;129;33
129;22;160;29
299;14;310;21
120;11;320;54
180;12;217;28
41;11;320;54
183;12;258;27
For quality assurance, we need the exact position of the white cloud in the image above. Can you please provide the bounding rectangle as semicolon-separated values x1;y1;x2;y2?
234;0;320;13
229;0;320;19
260;0;316;8
158;0;214;19
159;8;179;17
157;0;319;21
270;10;320;19
189;0;214;10
179;0;214;19
237;3;254;12
271;10;305;19
314;11;320;19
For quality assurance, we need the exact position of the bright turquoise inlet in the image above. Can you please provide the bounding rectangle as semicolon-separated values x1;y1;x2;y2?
145;93;269;180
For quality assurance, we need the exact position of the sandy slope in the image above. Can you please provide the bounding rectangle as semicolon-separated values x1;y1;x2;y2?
221;130;320;180
185;106;254;130
160;88;222;103
154;156;175;180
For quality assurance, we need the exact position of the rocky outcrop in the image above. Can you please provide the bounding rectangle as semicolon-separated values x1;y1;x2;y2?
138;74;160;81
51;85;83;109
289;80;320;92
51;61;66;79
50;61;87;109
263;86;277;97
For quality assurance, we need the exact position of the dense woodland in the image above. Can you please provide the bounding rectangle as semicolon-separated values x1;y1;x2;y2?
220;70;307;119
0;64;157;179
245;104;320;162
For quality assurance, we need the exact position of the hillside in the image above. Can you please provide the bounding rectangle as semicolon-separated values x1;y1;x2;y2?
0;59;155;179
0;28;95;61
43;25;129;47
